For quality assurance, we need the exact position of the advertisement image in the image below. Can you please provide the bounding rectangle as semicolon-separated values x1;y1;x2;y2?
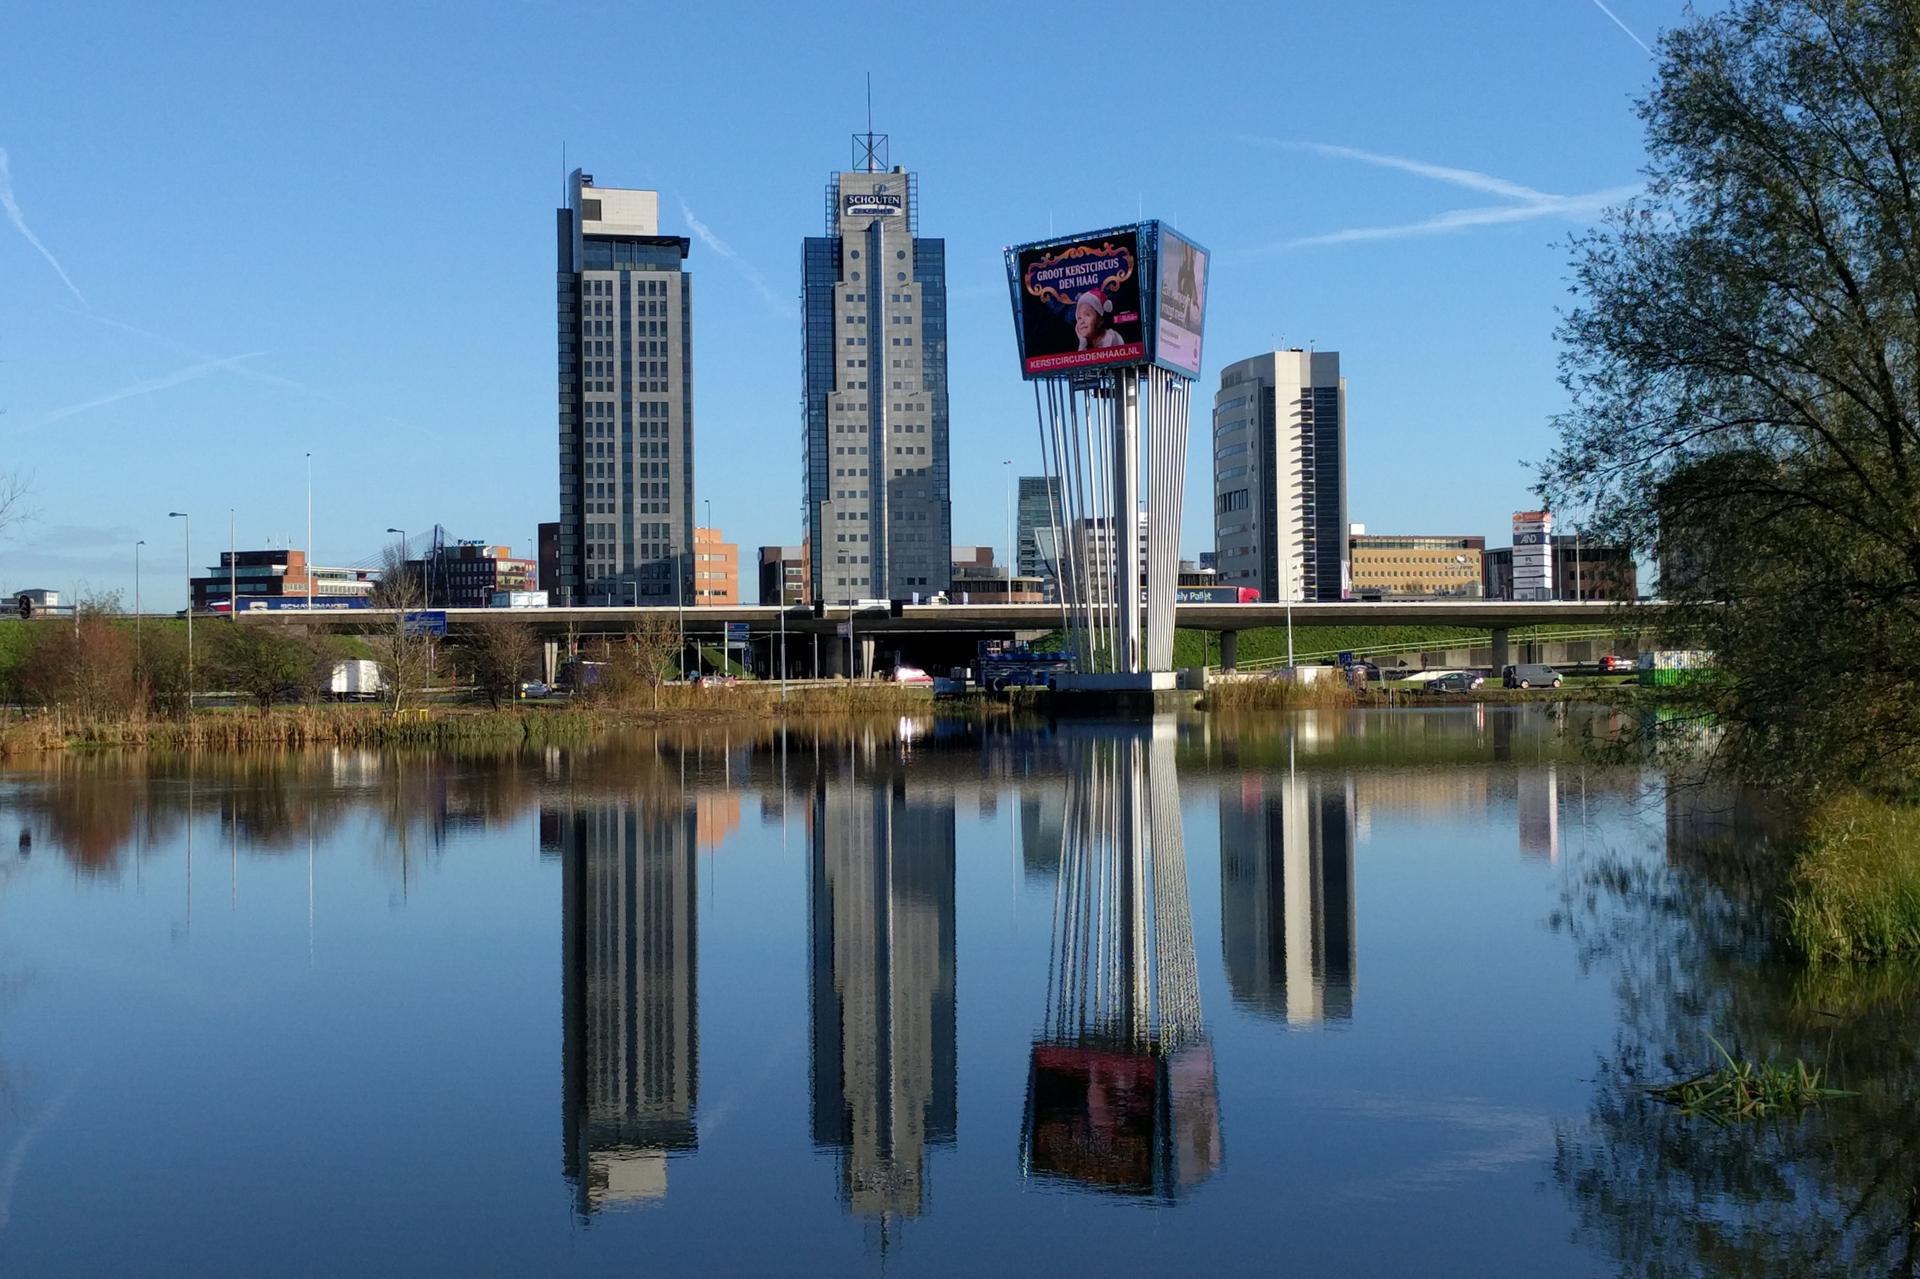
1154;226;1209;378
1013;228;1146;376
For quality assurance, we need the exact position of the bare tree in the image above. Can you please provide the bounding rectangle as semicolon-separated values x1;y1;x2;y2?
0;470;29;539
464;613;539;709
365;543;432;715
595;616;680;709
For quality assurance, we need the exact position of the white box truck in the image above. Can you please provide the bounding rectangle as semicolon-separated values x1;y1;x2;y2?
489;590;549;609
329;659;384;701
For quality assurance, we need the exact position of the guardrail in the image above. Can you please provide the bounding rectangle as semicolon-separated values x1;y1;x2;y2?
1217;626;1633;673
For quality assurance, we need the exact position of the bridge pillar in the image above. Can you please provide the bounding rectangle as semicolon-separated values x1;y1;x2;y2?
1491;627;1510;672
819;637;843;678
860;638;876;680
1219;630;1238;672
542;640;558;685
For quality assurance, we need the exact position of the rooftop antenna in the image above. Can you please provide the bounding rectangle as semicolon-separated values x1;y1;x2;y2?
852;72;888;172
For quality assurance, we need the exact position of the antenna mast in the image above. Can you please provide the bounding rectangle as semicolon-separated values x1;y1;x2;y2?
852;72;888;172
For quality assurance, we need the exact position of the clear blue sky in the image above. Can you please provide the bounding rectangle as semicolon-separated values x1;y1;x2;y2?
0;0;1672;608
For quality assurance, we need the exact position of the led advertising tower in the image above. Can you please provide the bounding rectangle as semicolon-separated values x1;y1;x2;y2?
1007;222;1209;676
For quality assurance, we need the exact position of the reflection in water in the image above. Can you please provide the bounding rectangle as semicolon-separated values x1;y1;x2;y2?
1218;748;1355;1025
1516;765;1560;862
807;766;957;1222
552;799;699;1216
1023;723;1222;1200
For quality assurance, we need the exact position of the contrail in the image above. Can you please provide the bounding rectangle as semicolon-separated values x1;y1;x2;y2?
676;195;794;316
1589;0;1653;55
1239;138;1557;203
1273;185;1639;251
0;147;84;305
24;352;262;432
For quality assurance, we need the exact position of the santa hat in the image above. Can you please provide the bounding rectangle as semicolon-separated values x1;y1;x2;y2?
1074;289;1111;315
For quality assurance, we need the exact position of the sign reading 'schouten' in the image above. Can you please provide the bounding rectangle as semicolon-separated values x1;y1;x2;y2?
1011;228;1146;376
843;192;903;217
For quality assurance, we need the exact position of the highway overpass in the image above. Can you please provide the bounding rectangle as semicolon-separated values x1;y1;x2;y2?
260;599;1664;672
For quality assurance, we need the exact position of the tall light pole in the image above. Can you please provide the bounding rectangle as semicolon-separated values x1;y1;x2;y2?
227;507;236;617
134;539;145;665
1285;554;1296;670
675;535;686;678
702;498;714;607
169;512;191;705
386;528;408;563
305;452;314;611
1003;460;1014;603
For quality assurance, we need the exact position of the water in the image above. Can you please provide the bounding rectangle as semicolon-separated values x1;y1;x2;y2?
0;707;1912;1277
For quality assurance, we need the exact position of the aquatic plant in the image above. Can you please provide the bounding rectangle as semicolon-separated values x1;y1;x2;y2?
1648;1037;1849;1124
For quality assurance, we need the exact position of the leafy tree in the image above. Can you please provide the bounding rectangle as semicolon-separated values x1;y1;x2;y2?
463;613;539;709
1543;0;1920;798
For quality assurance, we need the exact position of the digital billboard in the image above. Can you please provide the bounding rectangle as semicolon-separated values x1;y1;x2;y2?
1011;228;1146;376
1153;226;1209;378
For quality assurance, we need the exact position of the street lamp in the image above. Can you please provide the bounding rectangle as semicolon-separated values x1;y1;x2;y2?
305;452;313;611
1003;459;1013;603
168;512;191;705
134;539;145;665
227;507;236;619
702;498;713;607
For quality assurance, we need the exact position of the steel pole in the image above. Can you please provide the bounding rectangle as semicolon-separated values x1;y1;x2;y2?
305;452;313;611
134;540;144;664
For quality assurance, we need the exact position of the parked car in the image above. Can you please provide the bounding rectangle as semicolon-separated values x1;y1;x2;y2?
1430;672;1485;693
693;673;738;689
518;679;551;699
888;664;934;685
1502;663;1563;689
1598;653;1633;674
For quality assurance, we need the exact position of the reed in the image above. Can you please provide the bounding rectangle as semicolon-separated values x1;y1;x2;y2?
1783;792;1920;964
1198;676;1357;712
1647;1036;1849;1123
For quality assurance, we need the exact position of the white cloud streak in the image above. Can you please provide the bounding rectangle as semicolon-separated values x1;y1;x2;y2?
24;352;262;432
676;196;794;316
1243;139;1558;203
1236;136;1638;253
1278;185;1640;249
0;147;85;305
1589;0;1654;55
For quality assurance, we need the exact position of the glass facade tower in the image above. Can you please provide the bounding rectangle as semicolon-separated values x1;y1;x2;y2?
802;147;951;604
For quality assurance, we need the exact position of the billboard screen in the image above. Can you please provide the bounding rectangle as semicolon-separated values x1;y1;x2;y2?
1012;228;1146;376
1153;225;1209;378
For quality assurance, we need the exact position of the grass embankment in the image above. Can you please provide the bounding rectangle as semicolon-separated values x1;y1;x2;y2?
1198;678;1357;711
0;683;938;756
1784;795;1920;964
1171;622;1610;669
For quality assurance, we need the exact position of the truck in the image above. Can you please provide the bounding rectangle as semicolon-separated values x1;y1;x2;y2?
329;659;384;702
489;590;549;609
1637;650;1716;687
976;640;1075;692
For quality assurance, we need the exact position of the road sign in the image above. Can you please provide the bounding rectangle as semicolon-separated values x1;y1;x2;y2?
403;610;448;637
725;621;749;642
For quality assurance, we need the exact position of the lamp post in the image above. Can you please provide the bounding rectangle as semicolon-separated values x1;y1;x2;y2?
702;498;713;607
305;452;313;611
1285;555;1295;670
1003;460;1014;603
227;508;236;619
675;536;686;679
169;512;191;705
134;539;145;665
847;601;856;683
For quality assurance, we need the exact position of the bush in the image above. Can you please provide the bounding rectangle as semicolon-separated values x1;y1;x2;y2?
17;602;142;717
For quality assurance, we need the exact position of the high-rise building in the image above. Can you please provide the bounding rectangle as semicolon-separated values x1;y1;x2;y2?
802;131;950;605
555;799;699;1215
556;170;694;607
1212;351;1348;601
808;772;956;1218
1015;474;1061;585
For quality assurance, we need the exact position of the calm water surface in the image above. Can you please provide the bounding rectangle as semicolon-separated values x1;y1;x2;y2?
1;707;1914;1277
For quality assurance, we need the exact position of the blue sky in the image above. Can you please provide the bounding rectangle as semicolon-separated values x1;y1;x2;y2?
0;0;1670;607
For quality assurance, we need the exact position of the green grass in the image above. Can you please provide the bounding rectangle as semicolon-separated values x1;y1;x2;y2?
1648;1036;1849;1124
1784;794;1920;963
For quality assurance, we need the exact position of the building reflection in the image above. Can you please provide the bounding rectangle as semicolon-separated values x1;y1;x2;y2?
553;799;699;1217
1517;765;1561;862
1218;762;1356;1026
807;770;957;1221
1023;723;1222;1200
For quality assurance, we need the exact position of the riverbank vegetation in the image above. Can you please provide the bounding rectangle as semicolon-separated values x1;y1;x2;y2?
1539;0;1920;959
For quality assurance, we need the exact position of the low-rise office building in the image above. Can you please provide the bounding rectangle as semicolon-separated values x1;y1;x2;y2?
757;545;810;606
1349;533;1485;599
191;550;374;612
693;527;738;605
410;543;536;609
1484;536;1637;601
